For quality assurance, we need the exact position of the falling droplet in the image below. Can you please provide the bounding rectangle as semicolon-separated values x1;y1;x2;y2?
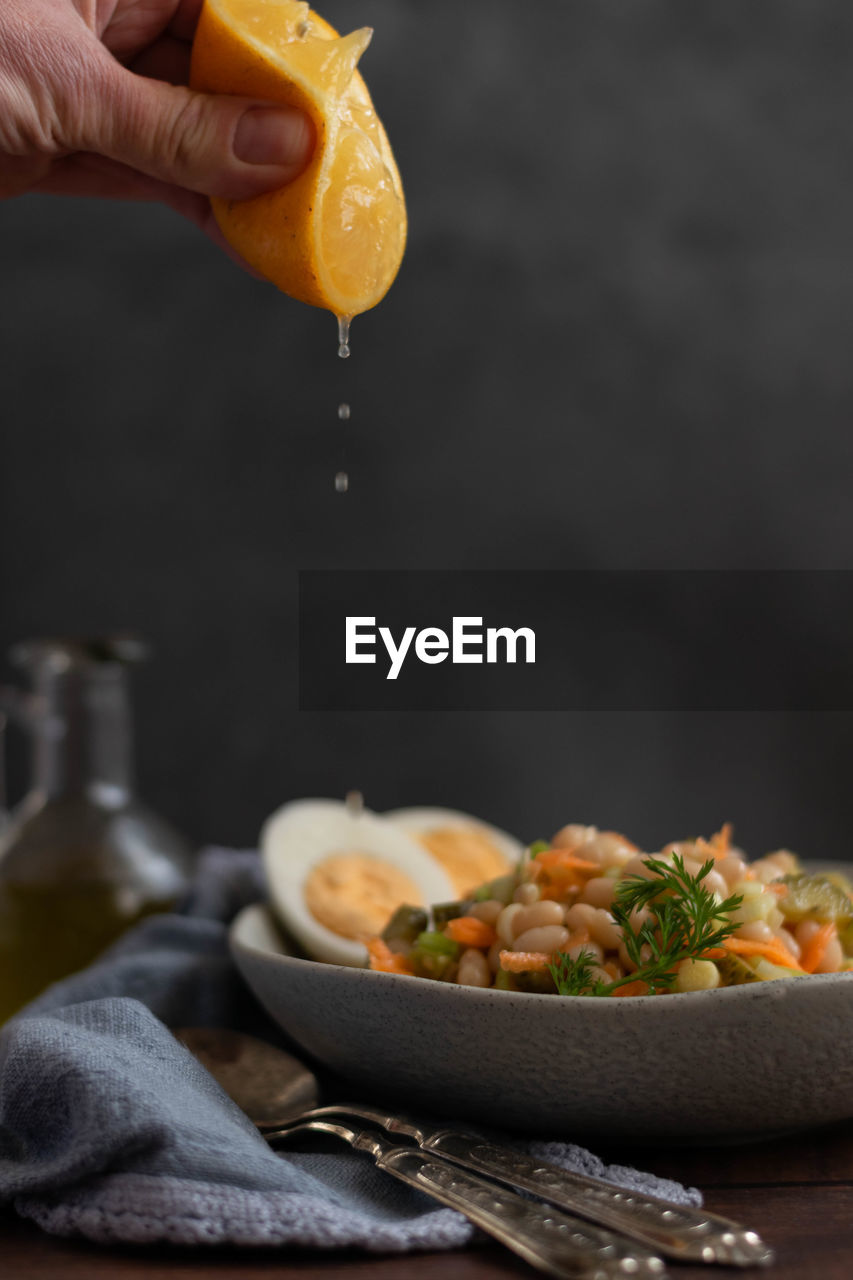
337;314;352;359
346;789;364;817
335;470;349;493
338;402;351;421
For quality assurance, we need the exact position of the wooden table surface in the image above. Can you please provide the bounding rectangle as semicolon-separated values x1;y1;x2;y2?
3;1121;852;1279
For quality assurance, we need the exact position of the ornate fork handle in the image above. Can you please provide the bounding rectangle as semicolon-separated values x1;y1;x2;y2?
419;1131;773;1268
366;1141;668;1280
266;1104;772;1268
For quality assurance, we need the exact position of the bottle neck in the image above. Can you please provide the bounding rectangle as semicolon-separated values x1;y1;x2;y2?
32;666;135;806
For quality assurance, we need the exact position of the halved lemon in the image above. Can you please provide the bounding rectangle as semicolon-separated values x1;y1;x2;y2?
191;0;407;319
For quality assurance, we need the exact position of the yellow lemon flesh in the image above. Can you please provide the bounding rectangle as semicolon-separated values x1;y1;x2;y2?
191;0;407;319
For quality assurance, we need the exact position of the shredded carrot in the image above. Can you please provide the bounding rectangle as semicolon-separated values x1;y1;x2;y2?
534;851;601;873
695;824;733;862
712;823;733;856
560;928;591;952
499;950;551;974
801;923;836;974
700;947;727;961
723;937;804;972
366;938;414;976
444;916;497;949
611;980;649;998
767;882;789;897
540;884;582;901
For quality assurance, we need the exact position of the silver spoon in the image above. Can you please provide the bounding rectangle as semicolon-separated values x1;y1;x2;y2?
176;1027;772;1268
177;1026;664;1280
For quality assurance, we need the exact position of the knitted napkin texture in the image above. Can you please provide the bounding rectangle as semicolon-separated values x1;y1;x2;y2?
0;848;701;1250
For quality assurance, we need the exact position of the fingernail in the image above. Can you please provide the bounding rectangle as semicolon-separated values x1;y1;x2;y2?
233;106;313;167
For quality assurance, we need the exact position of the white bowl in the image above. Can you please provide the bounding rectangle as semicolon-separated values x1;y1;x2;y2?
231;902;853;1141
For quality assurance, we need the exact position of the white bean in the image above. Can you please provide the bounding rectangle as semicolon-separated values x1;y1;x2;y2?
513;881;540;905
734;920;774;943
587;908;622;951
469;899;504;925
624;854;656;880
816;937;843;974
513;925;570;954
552;824;597;849
701;868;729;899
513;900;565;937
496;903;524;946
456;948;492;987
564;939;603;964
565;902;598;933
579;877;615;909
619;940;652;973
716;854;748;887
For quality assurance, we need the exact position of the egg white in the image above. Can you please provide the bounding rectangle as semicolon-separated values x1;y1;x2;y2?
261;798;455;967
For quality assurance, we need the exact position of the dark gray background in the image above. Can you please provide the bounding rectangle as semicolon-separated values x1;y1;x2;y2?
2;0;853;856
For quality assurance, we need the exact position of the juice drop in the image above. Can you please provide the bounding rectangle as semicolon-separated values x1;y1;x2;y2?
338;403;351;420
337;314;352;359
335;470;349;493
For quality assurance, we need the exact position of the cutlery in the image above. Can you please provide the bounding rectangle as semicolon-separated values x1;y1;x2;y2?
269;1115;666;1280
177;1026;663;1280
177;1027;772;1269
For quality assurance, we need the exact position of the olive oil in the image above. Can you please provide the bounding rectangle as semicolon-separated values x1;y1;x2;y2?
0;879;176;1022
0;638;191;1021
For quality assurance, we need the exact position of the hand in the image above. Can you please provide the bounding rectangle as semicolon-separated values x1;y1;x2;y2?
0;0;314;250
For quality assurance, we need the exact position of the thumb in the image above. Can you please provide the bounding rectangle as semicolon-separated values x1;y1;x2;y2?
84;61;314;200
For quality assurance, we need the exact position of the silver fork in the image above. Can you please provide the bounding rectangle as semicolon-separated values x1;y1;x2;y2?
265;1106;773;1267
273;1116;668;1280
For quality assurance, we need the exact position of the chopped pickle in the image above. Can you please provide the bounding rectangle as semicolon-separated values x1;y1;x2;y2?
381;904;428;951
714;952;762;986
473;873;517;905
512;969;558;995
823;871;853;896
777;874;853;926
431;899;473;928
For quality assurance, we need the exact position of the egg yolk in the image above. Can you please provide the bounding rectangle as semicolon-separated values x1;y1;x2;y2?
304;853;423;939
414;826;509;896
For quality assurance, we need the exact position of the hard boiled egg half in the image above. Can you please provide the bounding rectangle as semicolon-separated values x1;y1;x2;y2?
385;807;524;897
261;798;455;967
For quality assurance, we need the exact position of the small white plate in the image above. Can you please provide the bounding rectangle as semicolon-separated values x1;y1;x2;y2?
231;902;853;1141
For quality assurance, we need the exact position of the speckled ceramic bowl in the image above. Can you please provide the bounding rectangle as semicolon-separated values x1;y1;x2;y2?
230;903;853;1141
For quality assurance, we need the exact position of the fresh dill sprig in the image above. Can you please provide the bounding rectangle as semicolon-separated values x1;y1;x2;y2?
549;855;743;998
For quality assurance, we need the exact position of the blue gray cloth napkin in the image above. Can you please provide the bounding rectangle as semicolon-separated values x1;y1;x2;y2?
0;848;701;1250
